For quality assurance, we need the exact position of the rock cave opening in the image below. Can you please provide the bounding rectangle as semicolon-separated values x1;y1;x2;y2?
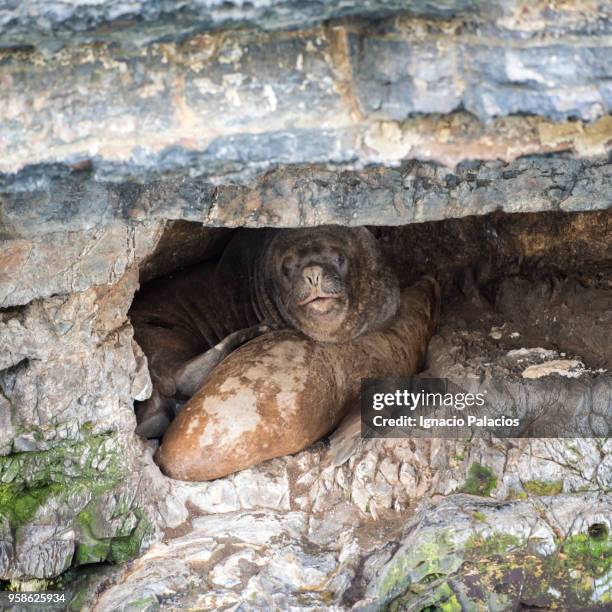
129;208;611;459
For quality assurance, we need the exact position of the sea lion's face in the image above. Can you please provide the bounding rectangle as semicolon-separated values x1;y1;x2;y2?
264;226;399;342
277;237;351;328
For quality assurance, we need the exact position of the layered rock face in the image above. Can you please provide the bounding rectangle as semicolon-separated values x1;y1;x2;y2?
0;1;611;609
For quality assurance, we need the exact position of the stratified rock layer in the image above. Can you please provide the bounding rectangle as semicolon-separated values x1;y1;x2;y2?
2;1;612;222
0;0;491;50
1;0;611;602
3;155;612;245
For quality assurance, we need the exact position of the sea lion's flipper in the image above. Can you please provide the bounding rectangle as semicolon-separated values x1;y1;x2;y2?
323;407;363;468
174;324;270;398
135;389;177;439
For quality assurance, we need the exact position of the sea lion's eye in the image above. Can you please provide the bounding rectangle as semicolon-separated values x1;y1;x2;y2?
335;253;346;268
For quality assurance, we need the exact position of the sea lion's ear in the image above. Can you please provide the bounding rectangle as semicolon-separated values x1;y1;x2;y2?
361;226;381;240
353;226;384;251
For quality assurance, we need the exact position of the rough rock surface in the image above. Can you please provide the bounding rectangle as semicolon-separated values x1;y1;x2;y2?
1;0;611;604
82;433;611;610
0;0;612;199
79;266;611;610
0;267;163;579
4;155;612;241
0;1;492;50
1;210;611;598
0;222;163;307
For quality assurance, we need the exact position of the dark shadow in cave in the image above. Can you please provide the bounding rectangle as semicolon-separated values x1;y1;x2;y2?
128;209;612;448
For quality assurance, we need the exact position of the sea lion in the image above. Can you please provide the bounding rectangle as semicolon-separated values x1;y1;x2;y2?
155;277;439;481
130;226;400;438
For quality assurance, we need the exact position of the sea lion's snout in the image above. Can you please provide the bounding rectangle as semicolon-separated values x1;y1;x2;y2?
302;264;323;288
297;264;344;311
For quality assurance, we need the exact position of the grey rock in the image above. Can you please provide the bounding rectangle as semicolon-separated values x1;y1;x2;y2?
464;44;612;122
2;157;612;246
0;271;161;579
351;30;612;122
84;453;611;610
1;0;612;595
0;1;490;51
349;35;463;118
424;332;612;438
130;341;153;402
0;222;162;307
3;9;612;197
14;524;77;579
359;493;612;611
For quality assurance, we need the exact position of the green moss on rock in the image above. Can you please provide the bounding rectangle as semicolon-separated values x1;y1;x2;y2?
390;581;461;612
74;504;153;567
75;539;111;566
446;529;608;609
465;532;522;557
109;512;153;564
0;433;123;529
558;529;611;579
0;431;151;577
523;479;564;496
380;525;611;610
378;529;463;607
472;511;487;522
462;527;611;608
460;463;497;497
0;482;59;527
506;488;528;501
122;595;160;611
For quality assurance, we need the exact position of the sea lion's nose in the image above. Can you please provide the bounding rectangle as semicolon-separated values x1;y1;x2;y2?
302;265;323;287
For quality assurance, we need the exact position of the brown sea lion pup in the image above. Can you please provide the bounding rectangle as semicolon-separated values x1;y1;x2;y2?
130;226;400;438
156;277;440;481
